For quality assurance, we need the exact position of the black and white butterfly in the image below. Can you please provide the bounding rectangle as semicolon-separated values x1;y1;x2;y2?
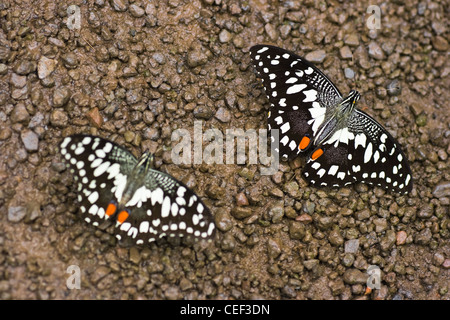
59;134;216;245
250;45;413;194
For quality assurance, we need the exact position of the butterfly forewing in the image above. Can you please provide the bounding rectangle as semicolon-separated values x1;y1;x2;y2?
250;45;342;160
60;134;136;227
250;45;413;194
59;134;216;244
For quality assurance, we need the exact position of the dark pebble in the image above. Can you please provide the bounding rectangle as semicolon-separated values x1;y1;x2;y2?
214;208;233;232
13;60;36;75
418;204;433;219
343;268;368;285
193;105;214;120
110;0;129;12
52;87;71;107
61;52;79;69
11;103;30;123
289;221;305;240
415;228;432;245
24;201;42;223
380;230;396;251
281;285;297;299
231;206;252;220
386;79;401;96
267;238;282;259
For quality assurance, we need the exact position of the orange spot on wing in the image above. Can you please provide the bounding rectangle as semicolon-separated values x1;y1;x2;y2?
311;148;324;160
117;210;129;224
105;203;117;217
299;136;311;151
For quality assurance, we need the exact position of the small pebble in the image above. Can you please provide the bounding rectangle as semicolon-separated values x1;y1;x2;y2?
305;50;326;63
368;42;385;60
219;29;232;43
37;56;57;79
344;68;355;79
296;214;312;224
20;130;39;152
235;192;249;206
343;268;368;285
344;239;360;254
53;87;71;107
8;206;27;222
11;103;30;123
215;107;231;123
443;259;450;269
13;60;36;75
110;0;129;12
339;46;353;59
396;231;407;245
61;52;79;69
432;181;450;198
129;4;145;17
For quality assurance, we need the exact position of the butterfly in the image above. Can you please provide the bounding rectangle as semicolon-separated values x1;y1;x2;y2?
59;134;216;245
250;45;413;194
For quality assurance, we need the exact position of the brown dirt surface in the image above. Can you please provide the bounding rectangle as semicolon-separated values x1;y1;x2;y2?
0;0;448;300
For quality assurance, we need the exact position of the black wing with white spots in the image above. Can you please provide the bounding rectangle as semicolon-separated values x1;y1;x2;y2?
250;45;413;194
59;134;216;245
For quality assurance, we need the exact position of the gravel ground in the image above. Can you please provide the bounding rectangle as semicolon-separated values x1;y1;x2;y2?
0;0;449;300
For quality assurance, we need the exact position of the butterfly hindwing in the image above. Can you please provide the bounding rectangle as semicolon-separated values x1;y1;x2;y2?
114;169;215;243
303;110;413;193
60;134;216;244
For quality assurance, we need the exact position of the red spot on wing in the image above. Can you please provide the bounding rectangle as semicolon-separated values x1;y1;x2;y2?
311;148;324;160
105;203;117;217
299;136;311;151
117;210;129;224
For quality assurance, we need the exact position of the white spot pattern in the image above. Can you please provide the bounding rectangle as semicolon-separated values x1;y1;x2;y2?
59;134;216;245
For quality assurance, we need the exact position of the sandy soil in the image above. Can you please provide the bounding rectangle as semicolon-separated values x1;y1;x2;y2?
0;0;448;299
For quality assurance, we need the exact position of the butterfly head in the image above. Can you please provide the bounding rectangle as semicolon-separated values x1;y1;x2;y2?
349;90;361;105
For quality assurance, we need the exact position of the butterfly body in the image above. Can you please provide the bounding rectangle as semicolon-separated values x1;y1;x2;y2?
60;134;216;245
250;45;412;194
